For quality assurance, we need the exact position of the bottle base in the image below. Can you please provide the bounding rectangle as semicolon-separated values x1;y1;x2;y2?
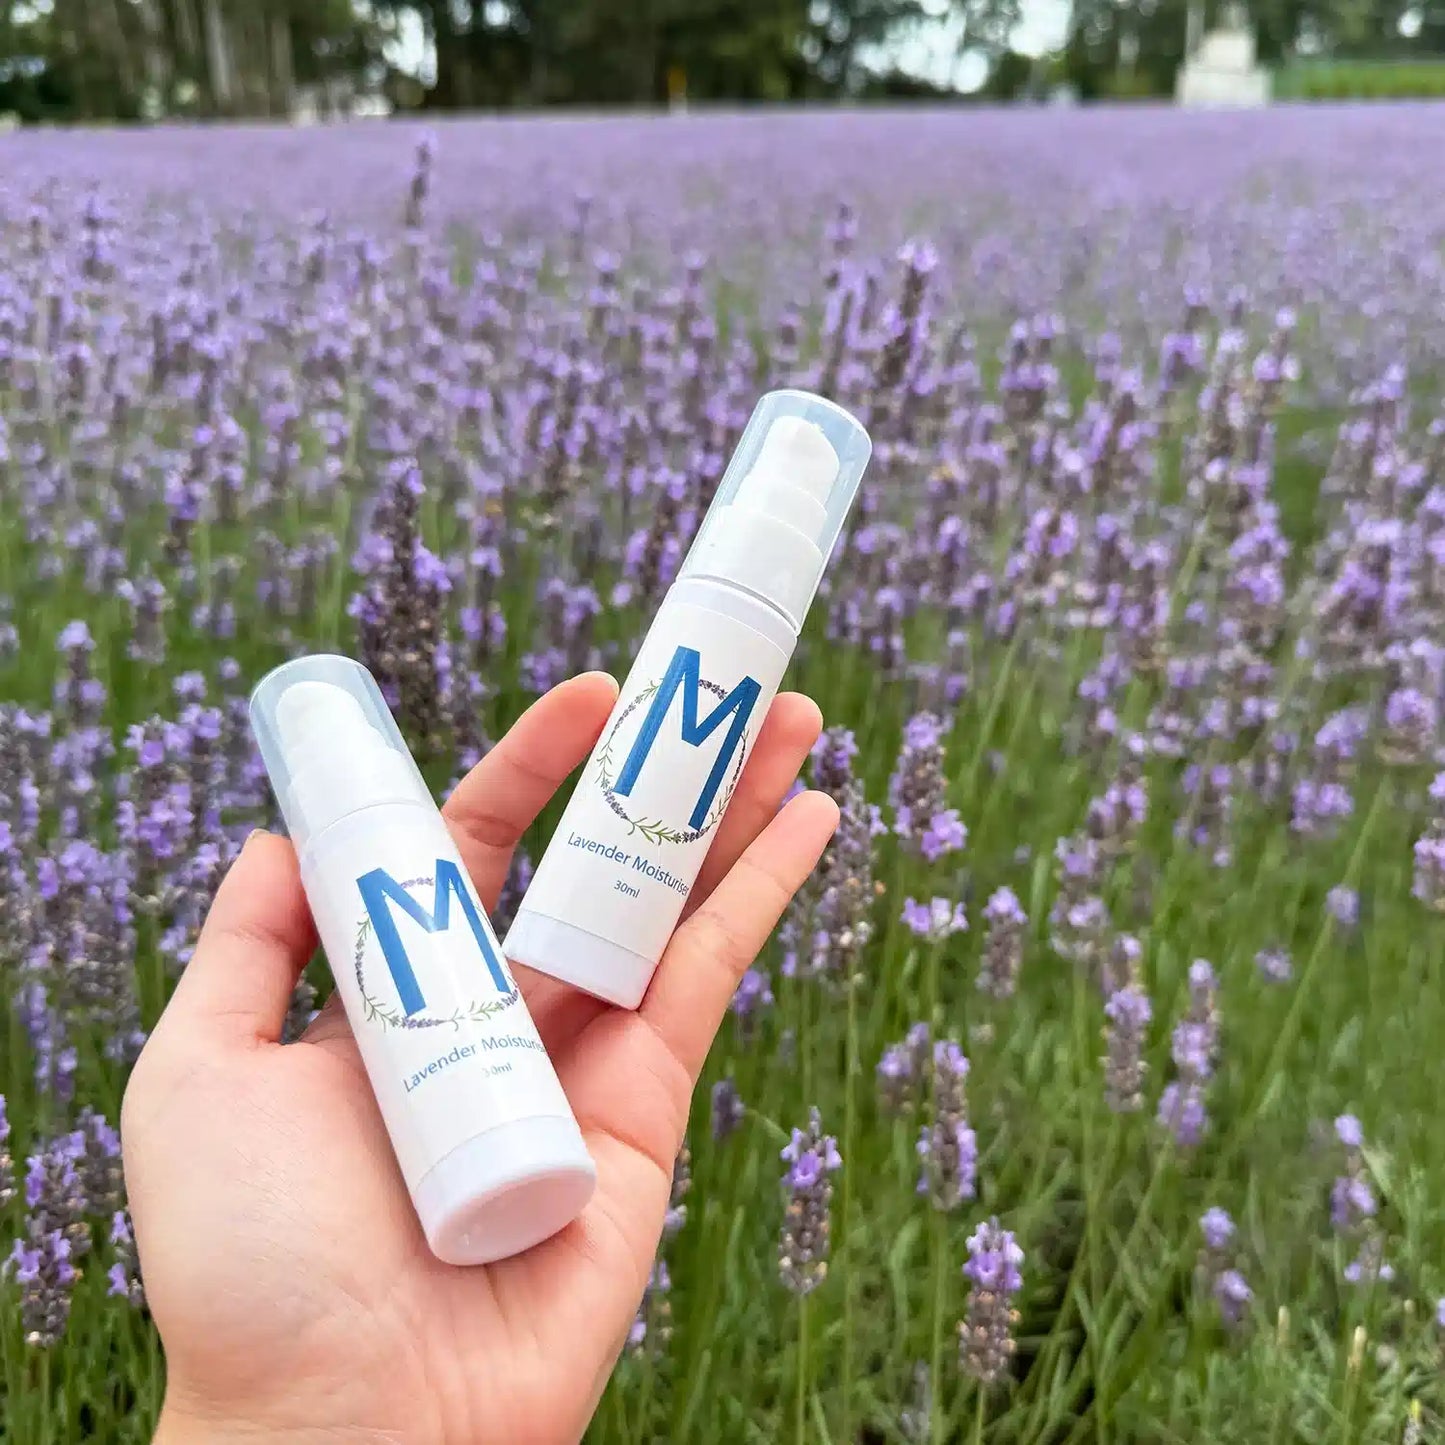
504;910;656;1010
413;1114;596;1266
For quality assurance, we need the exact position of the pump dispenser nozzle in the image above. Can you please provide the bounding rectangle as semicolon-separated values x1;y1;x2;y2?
251;657;429;853
276;679;375;765
680;391;870;631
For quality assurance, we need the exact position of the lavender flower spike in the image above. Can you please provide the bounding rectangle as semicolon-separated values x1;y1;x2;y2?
778;1108;842;1296
0;1096;13;1208
1157;960;1218;1146
1331;1112;1393;1287
1103;984;1152;1113
917;1040;977;1210
711;1078;744;1142
978;886;1027;999
959;1218;1024;1385
1197;1206;1251;1329
890;713;964;858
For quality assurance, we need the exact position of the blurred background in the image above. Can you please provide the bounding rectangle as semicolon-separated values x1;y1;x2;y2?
1;0;1444;124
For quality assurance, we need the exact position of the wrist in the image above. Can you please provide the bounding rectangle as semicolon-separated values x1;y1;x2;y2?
155;1395;391;1445
155;1399;281;1444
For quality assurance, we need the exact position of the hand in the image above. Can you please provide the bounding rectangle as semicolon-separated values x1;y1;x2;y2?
121;673;837;1445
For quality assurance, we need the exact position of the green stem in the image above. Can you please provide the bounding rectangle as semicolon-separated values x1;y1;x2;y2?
930;1209;947;1445
796;1293;810;1445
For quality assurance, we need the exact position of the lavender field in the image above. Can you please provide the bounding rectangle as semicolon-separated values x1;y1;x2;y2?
3;105;1445;1442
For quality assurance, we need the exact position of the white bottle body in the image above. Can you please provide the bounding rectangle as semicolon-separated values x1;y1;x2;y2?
505;575;796;1008
300;798;595;1264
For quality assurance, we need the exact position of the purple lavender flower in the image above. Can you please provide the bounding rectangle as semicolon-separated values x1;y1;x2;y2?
106;1211;145;1308
901;896;968;940
711;1078;744;1142
1212;1268;1253;1325
1335;1114;1365;1150
1412;832;1445;912
959;1218;1024;1386
8;1231;77;1347
917;1041;977;1210
810;726;860;799
629;1145;692;1353
889;713;950;848
1049;835;1111;979
1326;885;1360;929
1157;1082;1209;1148
0;1097;13;1207
1157;961;1218;1146
1086;751;1149;858
1103;984;1152;1113
878;1022;933;1114
920;808;968;862
1343;1238;1395;1286
978;886;1027;999
1380;687;1437;764
76;1109;124;1219
786;743;879;982
1197;1208;1251;1327
1255;946;1293;983
1200;1207;1235;1252
23;1133;89;1260
730;967;774;1038
1291;709;1367;839
1331;1114;1392;1287
664;1147;691;1240
627;1259;672;1354
778;1108;842;1295
350;458;449;755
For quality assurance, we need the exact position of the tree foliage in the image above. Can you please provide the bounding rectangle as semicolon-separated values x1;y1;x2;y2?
0;0;1442;122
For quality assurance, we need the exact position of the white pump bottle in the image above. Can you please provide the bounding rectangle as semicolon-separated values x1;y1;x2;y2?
505;389;872;1008
250;655;595;1265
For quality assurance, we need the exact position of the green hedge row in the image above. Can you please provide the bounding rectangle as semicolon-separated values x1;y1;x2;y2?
1275;60;1445;100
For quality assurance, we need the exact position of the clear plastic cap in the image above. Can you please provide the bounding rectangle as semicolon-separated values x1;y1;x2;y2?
250;655;431;854
679;389;871;632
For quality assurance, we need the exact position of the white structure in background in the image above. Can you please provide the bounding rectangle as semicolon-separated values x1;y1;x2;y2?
1176;3;1271;108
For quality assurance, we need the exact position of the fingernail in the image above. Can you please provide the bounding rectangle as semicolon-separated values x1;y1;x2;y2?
244;828;271;848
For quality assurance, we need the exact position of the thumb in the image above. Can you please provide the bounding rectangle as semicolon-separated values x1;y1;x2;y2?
155;830;318;1049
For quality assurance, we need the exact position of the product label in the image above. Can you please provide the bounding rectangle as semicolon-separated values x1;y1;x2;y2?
524;599;791;965
303;812;572;1188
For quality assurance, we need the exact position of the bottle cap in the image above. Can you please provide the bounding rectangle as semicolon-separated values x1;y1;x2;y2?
250;655;429;853
679;389;871;632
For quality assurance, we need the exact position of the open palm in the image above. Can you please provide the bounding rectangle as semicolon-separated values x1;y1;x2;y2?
122;673;837;1445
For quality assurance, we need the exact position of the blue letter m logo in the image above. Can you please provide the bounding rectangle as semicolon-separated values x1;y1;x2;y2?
356;859;510;1018
615;646;762;831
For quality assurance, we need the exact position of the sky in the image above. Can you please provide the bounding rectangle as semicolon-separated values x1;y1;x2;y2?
885;0;1073;90
387;1;1075;96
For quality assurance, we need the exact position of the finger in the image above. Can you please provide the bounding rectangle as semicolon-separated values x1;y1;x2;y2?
443;672;619;910
641;790;839;1081
685;692;822;918
155;831;317;1049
